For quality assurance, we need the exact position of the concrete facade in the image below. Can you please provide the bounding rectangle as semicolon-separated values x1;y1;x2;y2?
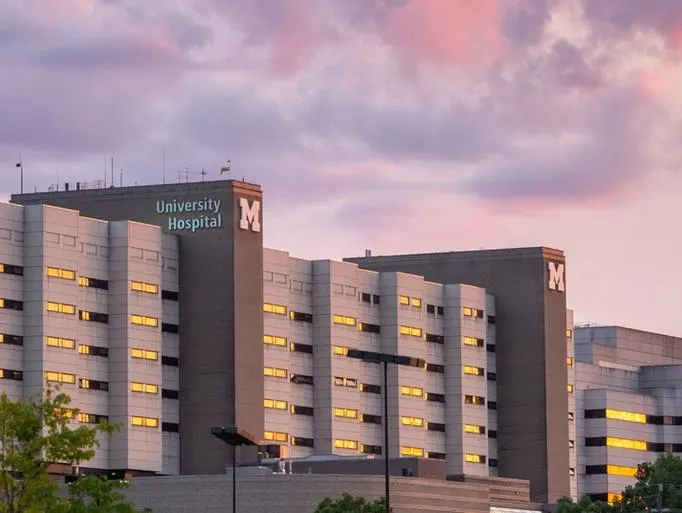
574;326;682;503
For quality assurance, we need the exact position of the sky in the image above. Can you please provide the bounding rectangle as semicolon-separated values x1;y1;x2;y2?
1;0;681;336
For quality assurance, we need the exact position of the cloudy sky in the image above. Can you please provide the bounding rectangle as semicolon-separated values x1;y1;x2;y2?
1;0;681;336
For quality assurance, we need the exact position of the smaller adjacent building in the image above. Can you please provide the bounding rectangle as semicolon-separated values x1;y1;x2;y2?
574;325;682;503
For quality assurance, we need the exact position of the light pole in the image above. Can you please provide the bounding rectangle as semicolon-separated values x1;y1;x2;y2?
210;425;257;513
346;349;425;513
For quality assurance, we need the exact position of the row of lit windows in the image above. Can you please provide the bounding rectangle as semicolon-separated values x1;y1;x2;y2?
131;382;158;394
48;339;153;361
334;408;358;419
47;266;76;280
401;416;424;427
47;336;76;349
264;303;287;315
130;281;158;294
464;453;486;464
399;325;422;337
131;314;159;327
463;366;484;376
264;399;287;410
131;416;159;428
607;437;647;451
48;267;159;294
264;367;287;379
131;348;159;360
399;295;422;308
45;301;159;328
462;307;484;318
333;314;356;327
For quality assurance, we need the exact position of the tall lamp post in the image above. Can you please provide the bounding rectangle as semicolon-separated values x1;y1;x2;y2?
210;425;257;513
346;349;425;513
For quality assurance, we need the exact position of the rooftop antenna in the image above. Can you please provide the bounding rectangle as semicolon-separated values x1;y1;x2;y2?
220;160;232;179
103;155;107;187
162;147;166;184
15;152;23;194
110;157;114;187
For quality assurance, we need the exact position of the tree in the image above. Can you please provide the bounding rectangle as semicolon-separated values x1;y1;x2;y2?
0;389;146;513
556;495;611;513
314;493;386;513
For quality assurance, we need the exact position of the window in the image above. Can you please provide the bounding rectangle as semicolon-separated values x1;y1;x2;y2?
411;297;422;308
263;302;287;315
401;416;424;427
162;355;179;367
78;413;108;424
462;307;473;316
264;335;287;347
131;416;159;428
400;386;423;398
333;376;357;388
400;446;424;457
567;384;574;393
474;309;484;318
290;405;314;416
463;365;484;376
46;266;75;280
607;437;647;451
333;314;356;327
465;394;485;405
425;333;444;344
291;436;314;447
427;422;445;432
359;322;381;334
162;389;179;399
566;356;574;366
0;369;22;381
131;348;159;361
428;452;446;460
463;336;484;347
264;367;287;379
290;342;313;353
488;430;498;439
264;398;287;410
46;301;75;315
162;289;179;301
264;431;288;442
605;409;647;424
130;314;158;327
360;292;371;303
361;413;381;424
399;295;410;305
334;408;358;419
79;277;108;290
80;310;108;323
426;393;445;403
131;281;159;294
607;465;637;477
79;378;108;391
46;336;76;350
361;444;382;455
489;459;499;468
334;439;358;450
426;304;435;314
464;424;486;435
333;345;349;356
360;383;381;394
0;263;23;276
437;306;444;315
426;363;444;373
130;382;158;394
487;315;496;324
163;422;179;433
399;325;422;337
487;372;497;381
486;344;496;353
291;374;314;385
46;371;76;384
289;311;313;323
465;454;486;464
488;401;497;410
566;329;573;338
0;334;23;346
372;294;380;305
162;323;179;334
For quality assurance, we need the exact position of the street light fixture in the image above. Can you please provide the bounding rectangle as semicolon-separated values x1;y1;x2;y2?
210;425;257;513
346;349;425;513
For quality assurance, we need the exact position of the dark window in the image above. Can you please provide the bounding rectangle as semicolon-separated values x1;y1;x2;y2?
291;437;314;448
426;393;445;403
475;309;484;319
426;304;435;314
372;295;380;305
486;344;495;353
0;334;23;346
0;264;23;276
0;299;23;311
426;363;444;374
362;444;382;455
359;323;380;334
79;378;108;391
487;315;496;325
162;355;179;367
81;345;108;357
585;437;606;447
428;452;446;460
488;459;498;468
162;389;179;400
0;369;22;381
162;289;179;301
361;383;381;394
162;323;179;334
291;374;314;385
673;444;682;452
290;405;314;416
290;311;313;323
585;465;607;475
589;494;609;503
361;293;371;303
487;401;496;410
290;342;313;354
584;409;606;419
162;422;179;433
425;333;444;344
81;277;109;290
488;430;497;439
487;372;496;381
427;422;445;432
437;306;444;316
361;413;381;424
79;310;108;324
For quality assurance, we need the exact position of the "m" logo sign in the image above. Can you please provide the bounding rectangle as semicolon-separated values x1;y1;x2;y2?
547;261;565;292
239;197;261;233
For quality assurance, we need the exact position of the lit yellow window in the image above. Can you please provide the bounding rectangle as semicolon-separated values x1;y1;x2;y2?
463;337;482;347
464;424;485;434
399;325;422;337
334;408;358;419
131;416;158;428
333;314;356;327
0;264;3;273
567;384;574;393
263;303;287;315
46;267;75;280
78;413;95;424
462;307;473;316
608;493;623;505
566;356;574;366
400;386;423;398
131;348;159;361
130;382;158;394
607;465;637;477
46;336;76;350
400;446;424;457
131;281;159;294
566;329;573;338
46;302;76;315
130;314;159;328
607;437;647;451
264;367;288;379
401;416;424;427
264;431;288;442
264;398;287;410
333;345;349;356
463;365;484;376
45;371;76;384
264;335;287;347
465;454;485;463
399;295;410;305
411;297;422;308
605;409;647;424
78;277;89;287
334;439;358;450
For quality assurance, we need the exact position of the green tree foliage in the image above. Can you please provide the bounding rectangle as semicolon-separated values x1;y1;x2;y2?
0;389;147;513
557;454;682;513
314;492;386;513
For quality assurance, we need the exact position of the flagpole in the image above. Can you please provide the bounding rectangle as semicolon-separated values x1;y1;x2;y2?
17;152;23;194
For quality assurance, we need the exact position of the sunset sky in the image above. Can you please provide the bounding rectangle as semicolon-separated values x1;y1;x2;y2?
1;0;681;336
